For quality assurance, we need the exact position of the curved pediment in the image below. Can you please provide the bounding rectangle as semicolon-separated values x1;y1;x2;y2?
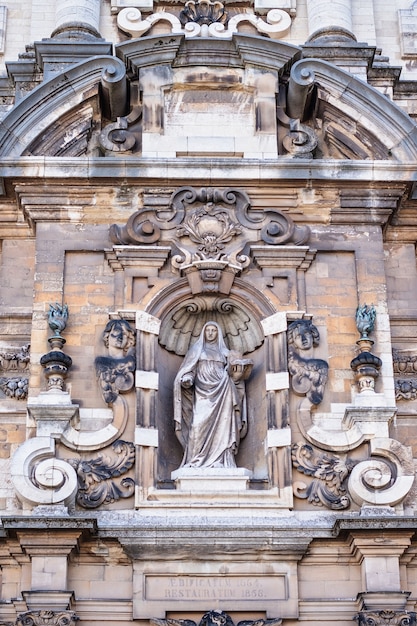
0;34;416;161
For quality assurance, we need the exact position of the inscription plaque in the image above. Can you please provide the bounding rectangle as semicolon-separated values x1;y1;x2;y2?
133;563;299;619
146;575;287;601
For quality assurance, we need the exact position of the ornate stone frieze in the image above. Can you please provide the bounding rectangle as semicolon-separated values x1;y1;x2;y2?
287;319;328;405
110;187;309;295
393;349;417;400
393;350;417;374
117;6;291;39
292;441;352;509
0;340;30;399
16;611;79;626
68;440;135;508
354;611;417;626
0;344;30;400
151;611;282;626
0;343;30;371
95;319;136;405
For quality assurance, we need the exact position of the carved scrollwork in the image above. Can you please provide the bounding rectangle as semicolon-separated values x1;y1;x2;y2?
287;319;328;405
16;611;79;626
69;440;135;508
99;106;142;153
117;6;291;39
292;442;352;509
110;209;162;244
159;296;264;356
354;611;417;626
282;119;318;158
11;437;78;507
348;437;415;507
110;186;310;248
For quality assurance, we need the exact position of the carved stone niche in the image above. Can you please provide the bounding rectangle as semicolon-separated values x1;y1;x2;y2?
135;303;295;509
106;187;315;509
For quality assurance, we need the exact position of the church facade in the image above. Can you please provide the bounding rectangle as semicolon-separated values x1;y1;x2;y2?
2;2;417;626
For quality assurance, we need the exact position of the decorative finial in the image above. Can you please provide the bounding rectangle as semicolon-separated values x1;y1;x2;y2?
40;303;72;392
48;303;69;338
351;304;381;394
355;304;376;340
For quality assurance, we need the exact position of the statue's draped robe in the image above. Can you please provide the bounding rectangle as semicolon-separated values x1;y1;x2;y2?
174;323;247;468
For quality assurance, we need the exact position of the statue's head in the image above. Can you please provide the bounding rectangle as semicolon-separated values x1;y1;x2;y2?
203;322;220;344
103;319;136;354
287;319;320;350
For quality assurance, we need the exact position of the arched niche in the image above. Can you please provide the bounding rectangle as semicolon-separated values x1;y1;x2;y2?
134;277;294;507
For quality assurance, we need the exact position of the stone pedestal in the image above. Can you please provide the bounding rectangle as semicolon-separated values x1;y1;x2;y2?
171;467;253;492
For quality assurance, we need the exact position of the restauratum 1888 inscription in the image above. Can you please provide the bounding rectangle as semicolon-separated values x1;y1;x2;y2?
145;576;287;601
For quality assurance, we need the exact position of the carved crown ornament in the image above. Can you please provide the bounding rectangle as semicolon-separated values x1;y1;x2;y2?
109;186;310;295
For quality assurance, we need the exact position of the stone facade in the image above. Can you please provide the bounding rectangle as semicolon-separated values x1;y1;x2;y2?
2;2;417;626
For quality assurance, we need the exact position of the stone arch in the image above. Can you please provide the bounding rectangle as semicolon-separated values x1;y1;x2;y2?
1;35;416;160
134;275;293;503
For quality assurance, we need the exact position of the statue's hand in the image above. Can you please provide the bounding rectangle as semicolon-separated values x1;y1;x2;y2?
181;375;194;389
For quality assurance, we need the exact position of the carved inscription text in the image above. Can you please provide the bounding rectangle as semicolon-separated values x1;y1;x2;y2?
145;575;286;601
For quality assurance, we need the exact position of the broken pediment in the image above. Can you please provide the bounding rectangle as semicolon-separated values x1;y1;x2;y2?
1;35;417;160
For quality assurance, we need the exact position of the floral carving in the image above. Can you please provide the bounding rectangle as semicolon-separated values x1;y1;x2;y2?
176;204;242;262
69;440;135;508
16;611;79;626
354;611;417;626
292;442;352;509
287;319;328;405
0;376;28;399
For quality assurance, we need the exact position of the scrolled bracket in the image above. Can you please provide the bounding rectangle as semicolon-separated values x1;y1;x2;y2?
348;437;414;508
11;436;78;507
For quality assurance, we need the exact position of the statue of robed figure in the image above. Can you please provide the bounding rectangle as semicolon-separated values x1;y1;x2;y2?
173;321;253;469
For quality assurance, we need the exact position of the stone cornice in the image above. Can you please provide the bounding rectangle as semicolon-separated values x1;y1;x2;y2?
332;517;417;537
0;157;416;183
